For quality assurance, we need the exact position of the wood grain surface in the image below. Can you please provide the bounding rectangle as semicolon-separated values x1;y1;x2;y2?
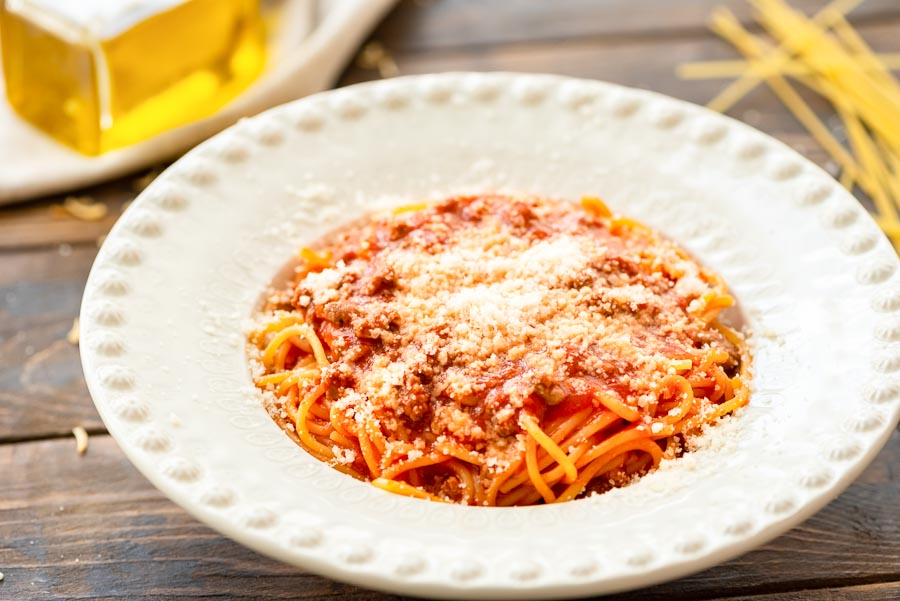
0;434;896;600
1;1;898;599
376;0;900;52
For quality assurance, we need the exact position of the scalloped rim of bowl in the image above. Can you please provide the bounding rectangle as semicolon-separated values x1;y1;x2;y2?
81;72;900;599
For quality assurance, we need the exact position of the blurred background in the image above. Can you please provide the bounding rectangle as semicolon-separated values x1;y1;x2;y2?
1;1;899;600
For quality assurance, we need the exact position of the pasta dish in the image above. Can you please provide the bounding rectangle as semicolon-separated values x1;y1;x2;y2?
248;194;750;506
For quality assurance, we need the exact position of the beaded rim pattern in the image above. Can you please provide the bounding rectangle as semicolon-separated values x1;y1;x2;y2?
81;73;900;600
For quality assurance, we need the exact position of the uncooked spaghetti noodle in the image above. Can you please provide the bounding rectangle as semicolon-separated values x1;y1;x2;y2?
248;194;750;505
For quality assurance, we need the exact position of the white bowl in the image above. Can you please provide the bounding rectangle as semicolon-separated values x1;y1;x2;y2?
80;72;900;599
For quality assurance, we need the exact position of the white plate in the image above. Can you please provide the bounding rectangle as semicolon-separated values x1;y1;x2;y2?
80;72;900;599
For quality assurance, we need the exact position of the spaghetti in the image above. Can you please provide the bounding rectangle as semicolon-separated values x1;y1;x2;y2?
248;194;750;505
678;0;900;251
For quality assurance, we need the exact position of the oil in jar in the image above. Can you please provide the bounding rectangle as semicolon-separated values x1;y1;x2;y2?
1;0;266;155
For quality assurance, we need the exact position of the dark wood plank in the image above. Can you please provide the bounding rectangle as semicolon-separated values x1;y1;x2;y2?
0;245;104;440
721;582;900;601
376;0;900;53
0;433;896;600
0;167;159;250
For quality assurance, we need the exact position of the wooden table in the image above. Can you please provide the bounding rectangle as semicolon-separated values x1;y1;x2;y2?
2;1;899;599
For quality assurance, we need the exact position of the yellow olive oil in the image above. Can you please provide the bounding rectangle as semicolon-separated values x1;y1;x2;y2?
1;0;265;155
